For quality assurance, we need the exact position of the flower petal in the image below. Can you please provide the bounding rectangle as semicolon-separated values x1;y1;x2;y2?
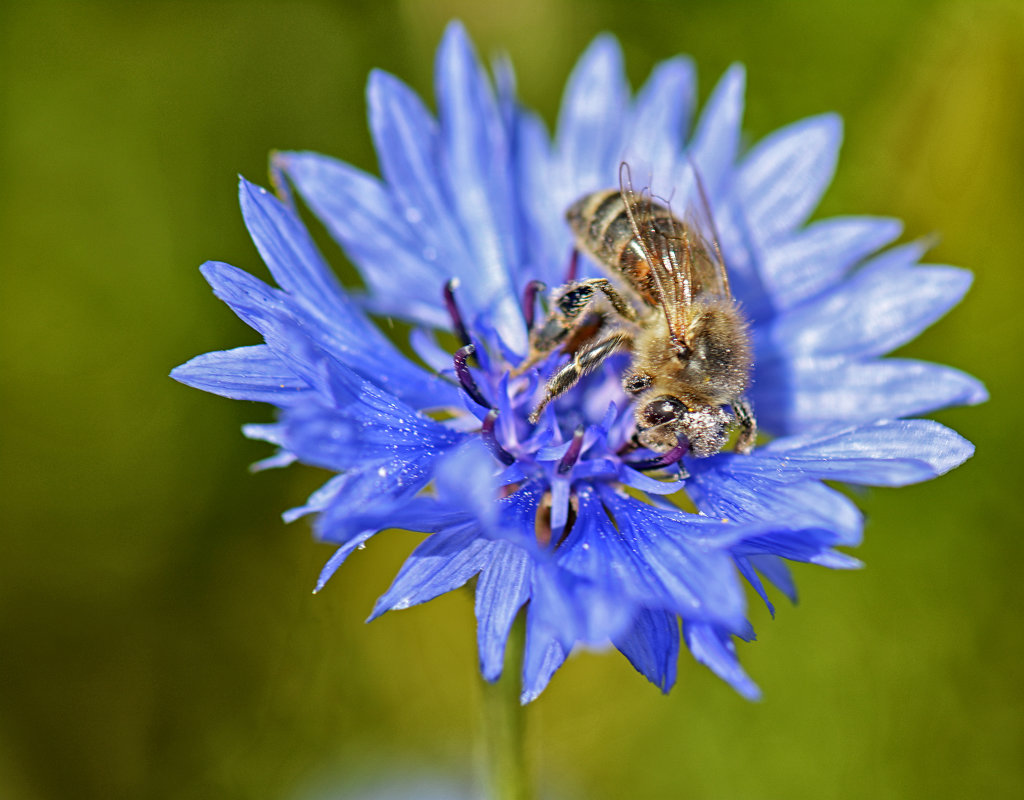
313;529;377;593
686;63;745;198
760;216;903;310
368;69;468;267
687;458;863;545
754;357;988;433
274;150;450;328
238;178;363;326
368;525;493;620
476;540;533;681
748;554;798;604
509;106;565;287
734;556;775;616
281;386;464;472
435;22;526;351
171;344;312;404
621;56;697;188
310;457;441;542
747;419;978;486
771;263;973;360
683;621;761;700
613;609;680;693
590;489;750;630
520;609;569;704
530;559;634;648
199;257;459;409
734;114;842;242
554;33;628;199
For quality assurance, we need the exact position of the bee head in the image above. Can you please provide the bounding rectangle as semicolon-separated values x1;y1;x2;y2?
635;395;732;457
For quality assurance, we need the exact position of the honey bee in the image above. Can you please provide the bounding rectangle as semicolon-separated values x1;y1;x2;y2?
523;163;756;459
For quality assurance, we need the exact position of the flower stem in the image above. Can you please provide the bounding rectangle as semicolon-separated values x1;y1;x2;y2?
480;615;533;800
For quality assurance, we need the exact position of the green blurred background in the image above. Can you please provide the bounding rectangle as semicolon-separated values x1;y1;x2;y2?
2;0;1021;797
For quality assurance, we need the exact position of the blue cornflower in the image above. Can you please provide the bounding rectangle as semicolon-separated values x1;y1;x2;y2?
172;22;985;701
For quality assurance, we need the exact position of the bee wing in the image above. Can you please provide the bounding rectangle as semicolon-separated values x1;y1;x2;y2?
680;158;732;300
618;162;689;347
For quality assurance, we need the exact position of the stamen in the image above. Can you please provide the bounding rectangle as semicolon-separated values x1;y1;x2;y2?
481;409;515;466
565;249;579;283
453;344;490;408
627;441;689;472
443;279;471;347
557;425;586;474
522;280;546;329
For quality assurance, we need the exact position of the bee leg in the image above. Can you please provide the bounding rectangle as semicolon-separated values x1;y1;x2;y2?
513;279;637;376
732;396;757;454
529;331;632;423
581;278;638;322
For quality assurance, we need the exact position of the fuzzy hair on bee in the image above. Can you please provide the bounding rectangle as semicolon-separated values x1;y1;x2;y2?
521;163;756;462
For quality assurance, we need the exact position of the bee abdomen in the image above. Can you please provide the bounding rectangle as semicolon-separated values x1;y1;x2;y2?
566;190;670;302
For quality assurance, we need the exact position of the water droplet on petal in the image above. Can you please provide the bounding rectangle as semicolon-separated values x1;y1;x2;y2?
405;207;423;224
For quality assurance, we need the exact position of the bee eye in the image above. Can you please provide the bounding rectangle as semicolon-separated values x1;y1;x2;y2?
640;395;685;427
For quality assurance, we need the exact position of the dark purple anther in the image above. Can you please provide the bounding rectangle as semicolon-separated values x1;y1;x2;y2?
481;409;515;466
565;249;579;283
522;280;546;329
557;425;586;475
453;344;490;408
443;279;471;347
627;441;689;472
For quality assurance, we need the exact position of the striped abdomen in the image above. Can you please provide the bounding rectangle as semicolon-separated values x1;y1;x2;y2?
566;190;662;306
565;189;718;304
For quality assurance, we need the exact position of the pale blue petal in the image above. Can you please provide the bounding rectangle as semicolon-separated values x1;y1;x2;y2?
476;540;533;681
435;23;526;352
687;459;863;545
199;258;459;408
734;114;842;242
554;34;628;199
745;419;977;486
510;106;565;287
284;471;350;523
621;56;697;186
520;609;569;704
313;530;377;593
771;264;973;359
735;556;775;616
238;178;365;329
367;69;469;270
281;392;464;472
748;554;798;604
684;621;761;700
530;561;634;648
754;357;988;433
596;489;749;629
613;609;680;693
760;216;903;310
311;456;440;542
368;526;493;620
686;64;745;199
171;344;312;404
274;150;450;328
198;261;333;396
